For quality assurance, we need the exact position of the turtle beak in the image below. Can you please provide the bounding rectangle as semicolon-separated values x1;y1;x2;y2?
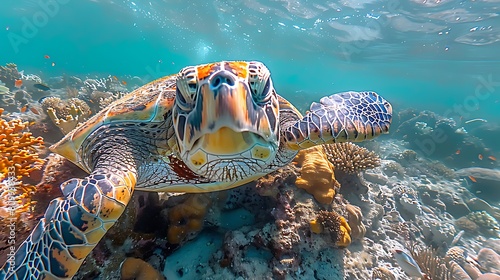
181;70;275;157
205;71;254;127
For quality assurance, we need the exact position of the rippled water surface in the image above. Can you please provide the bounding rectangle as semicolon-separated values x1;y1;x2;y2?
1;0;499;121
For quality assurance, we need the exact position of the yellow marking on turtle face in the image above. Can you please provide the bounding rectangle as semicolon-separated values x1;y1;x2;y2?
200;127;253;155
190;150;207;167
287;142;301;151
251;145;272;160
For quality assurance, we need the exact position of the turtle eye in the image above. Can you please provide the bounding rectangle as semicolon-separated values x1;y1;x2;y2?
248;62;273;105
251;78;273;105
175;88;191;111
176;67;199;111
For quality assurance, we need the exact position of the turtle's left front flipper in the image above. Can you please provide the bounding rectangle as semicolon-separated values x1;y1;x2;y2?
0;170;136;279
283;91;392;150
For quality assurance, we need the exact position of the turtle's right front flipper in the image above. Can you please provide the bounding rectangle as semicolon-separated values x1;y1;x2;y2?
283;91;392;150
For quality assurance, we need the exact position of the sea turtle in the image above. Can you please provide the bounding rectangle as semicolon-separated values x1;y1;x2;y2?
1;61;392;279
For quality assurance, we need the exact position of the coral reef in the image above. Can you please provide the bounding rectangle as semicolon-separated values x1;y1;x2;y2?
167;194;211;244
0;108;45;220
120;257;164;280
323;142;381;174
41;96;91;134
394;109;494;169
292;145;339;204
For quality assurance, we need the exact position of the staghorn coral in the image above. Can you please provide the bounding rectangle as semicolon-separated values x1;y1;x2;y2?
407;243;453;280
120;257;164;280
323;142;380;174
0;108;44;220
310;210;352;247
293;146;339;204
41;96;91;134
167;194;211;244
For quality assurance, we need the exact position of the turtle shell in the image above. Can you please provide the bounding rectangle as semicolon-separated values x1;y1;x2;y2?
50;75;178;173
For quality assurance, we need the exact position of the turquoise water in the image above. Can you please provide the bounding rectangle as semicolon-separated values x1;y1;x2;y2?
1;0;499;121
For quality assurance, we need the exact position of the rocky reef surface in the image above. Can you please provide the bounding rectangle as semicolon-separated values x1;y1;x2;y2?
1;64;500;279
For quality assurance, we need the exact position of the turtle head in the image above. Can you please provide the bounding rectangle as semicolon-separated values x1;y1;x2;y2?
172;61;280;182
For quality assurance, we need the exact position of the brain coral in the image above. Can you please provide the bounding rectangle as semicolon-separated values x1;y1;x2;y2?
293;145;340;204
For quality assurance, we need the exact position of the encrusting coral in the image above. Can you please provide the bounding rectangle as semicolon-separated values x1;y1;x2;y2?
120;257;164;280
323;142;381;174
293;145;340;204
0;108;45;220
346;204;366;241
292;143;380;204
167;194;211;244
309;210;352;247
41;96;92;134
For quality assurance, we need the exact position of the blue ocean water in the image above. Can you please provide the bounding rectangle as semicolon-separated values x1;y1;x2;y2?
2;1;500;279
1;0;499;121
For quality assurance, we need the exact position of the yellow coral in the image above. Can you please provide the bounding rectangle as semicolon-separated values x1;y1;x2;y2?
0;108;45;219
311;210;352;247
293;146;339;204
167;194;210;244
309;219;323;234
120;257;164;280
322;143;380;174
338;216;352;247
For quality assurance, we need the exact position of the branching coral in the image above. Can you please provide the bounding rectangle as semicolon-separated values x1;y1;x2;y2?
0;108;44;220
310;210;352;247
323;143;380;174
293;146;340;204
41;96;91;134
407;243;454;280
167;194;211;244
